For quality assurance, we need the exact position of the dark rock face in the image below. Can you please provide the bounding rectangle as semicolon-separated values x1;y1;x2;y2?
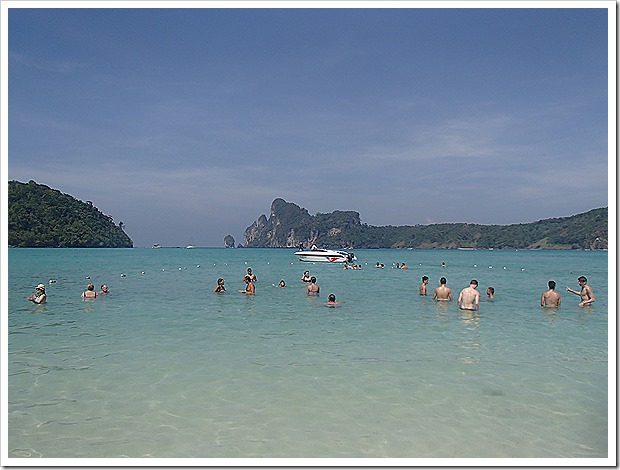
224;234;236;248
243;198;360;248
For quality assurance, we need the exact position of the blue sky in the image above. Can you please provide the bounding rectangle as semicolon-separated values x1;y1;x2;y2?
6;3;612;247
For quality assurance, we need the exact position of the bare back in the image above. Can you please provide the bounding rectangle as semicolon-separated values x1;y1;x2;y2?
541;290;561;307
433;286;452;301
458;286;480;310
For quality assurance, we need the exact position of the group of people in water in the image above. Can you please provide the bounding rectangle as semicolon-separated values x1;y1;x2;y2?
27;281;109;304
29;262;595;311
212;268;341;306
209;264;596;311
414;274;594;310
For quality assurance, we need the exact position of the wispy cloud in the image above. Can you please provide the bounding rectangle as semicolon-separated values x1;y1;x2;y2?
9;51;87;74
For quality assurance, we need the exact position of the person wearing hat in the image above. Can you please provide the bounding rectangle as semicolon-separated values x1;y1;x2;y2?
28;284;47;304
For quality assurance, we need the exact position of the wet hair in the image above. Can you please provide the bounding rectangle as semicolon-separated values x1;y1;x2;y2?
87;283;95;291
311;276;316;283
578;276;587;283
440;277;447;285
217;278;224;284
470;280;478;286
422;276;429;282
487;286;494;294
328;293;336;302
548;280;556;289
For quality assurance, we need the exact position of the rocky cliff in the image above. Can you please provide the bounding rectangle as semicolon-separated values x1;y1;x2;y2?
243;198;361;248
243;199;608;250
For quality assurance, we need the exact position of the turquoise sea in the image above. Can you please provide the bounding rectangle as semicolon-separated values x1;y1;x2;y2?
5;248;611;462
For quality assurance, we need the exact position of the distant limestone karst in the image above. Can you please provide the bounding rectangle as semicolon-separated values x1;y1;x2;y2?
243;198;362;248
9;180;133;248
243;198;608;250
224;234;236;248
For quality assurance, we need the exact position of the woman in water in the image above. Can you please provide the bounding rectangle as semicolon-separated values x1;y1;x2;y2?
326;293;342;307
82;283;97;299
214;278;226;293
28;284;47;304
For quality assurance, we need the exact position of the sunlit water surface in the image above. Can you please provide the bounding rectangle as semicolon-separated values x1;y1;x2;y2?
7;248;609;460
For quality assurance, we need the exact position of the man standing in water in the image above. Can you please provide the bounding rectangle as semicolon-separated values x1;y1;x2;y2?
433;277;453;301
566;276;595;307
541;280;561;307
419;276;429;296
457;280;480;311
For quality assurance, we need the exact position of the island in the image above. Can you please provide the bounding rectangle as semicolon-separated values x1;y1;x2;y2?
9;180;133;248
243;198;607;250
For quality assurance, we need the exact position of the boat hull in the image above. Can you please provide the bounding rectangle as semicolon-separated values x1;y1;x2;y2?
294;250;356;263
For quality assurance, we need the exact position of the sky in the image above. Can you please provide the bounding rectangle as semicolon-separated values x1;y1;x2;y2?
4;2;613;247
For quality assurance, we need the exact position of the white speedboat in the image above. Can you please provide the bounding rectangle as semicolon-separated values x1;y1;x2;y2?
294;245;357;263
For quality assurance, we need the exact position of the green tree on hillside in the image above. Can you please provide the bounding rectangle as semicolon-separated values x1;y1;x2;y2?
9;180;133;248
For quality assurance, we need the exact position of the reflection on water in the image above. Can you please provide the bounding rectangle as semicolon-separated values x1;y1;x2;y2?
541;306;560;322
457;309;480;326
27;305;47;315
458;309;480;364
433;301;452;318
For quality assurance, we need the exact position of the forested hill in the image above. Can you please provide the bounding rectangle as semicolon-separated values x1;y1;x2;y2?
9;180;133;248
243;198;607;250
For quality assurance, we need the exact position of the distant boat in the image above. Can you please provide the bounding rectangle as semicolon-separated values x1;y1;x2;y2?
152;244;162;249
186;245;194;249
294;245;357;263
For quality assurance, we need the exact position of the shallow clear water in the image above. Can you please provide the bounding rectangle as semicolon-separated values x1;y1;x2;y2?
6;248;609;459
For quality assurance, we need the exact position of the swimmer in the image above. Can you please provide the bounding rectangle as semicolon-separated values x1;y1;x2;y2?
307;276;320;295
100;284;110;295
486;286;495;300
301;271;312;282
400;263;408;270
277;280;286;288
541;280;561;307
433;277;453;301
82;283;97;299
457;280;480;311
239;275;255;295
419;276;429;295
214;278;226;293
246;268;257;283
28;284;47;304
566;276;595;307
326;293;342;307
